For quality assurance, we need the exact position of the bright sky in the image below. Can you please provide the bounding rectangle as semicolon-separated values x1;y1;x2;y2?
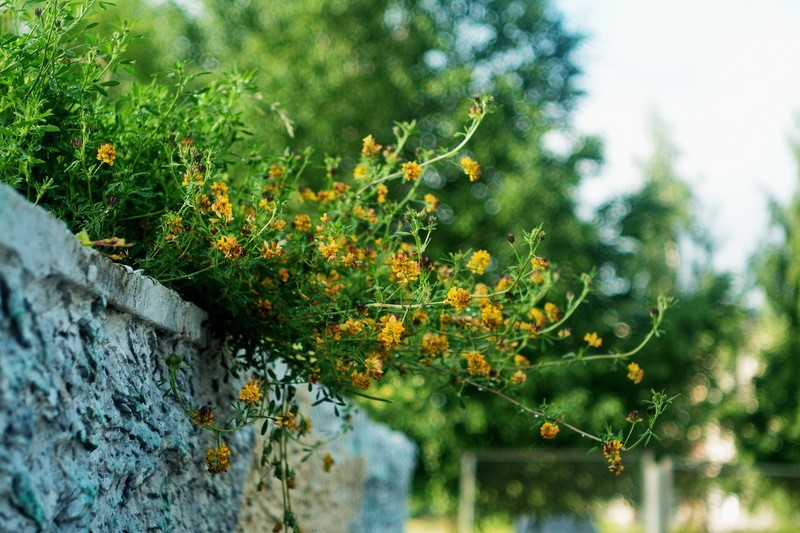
557;0;800;275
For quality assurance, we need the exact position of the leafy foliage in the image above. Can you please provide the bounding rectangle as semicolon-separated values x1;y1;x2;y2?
0;1;681;528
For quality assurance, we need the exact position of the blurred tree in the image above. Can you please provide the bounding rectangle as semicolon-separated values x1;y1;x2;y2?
740;134;800;463
590;118;747;456
101;0;600;267
370;118;747;516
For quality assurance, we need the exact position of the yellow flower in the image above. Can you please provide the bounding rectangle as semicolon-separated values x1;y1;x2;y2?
481;303;503;329
584;332;602;348
293;214;312;232
376;184;388;204
259;241;284;259
192;404;214;427
528;308;546;328
214;235;244;259
362;134;382;157
206;442;232;474
256;299;273;317
494;275;513;292
540;421;559;439
511;370;527;385
278;268;290;282
445;286;471;310
211;181;229;197
239;379;263;406
462;351;491;377
460;156;481;181
412;309;429;324
377;315;404;348
323;453;335;472
350;370;372;390
96;143;117;166
268;163;285;179
530;256;550;271
211;194;233;222
421;333;449;357
466;250;491;275
275;412;296;429
364;354;384;381
353;163;368;180
603;439;625;475
390;252;420;285
627;362;644;384
424;193;440;212
401;161;422;182
318;238;339;262
514;354;530;366
165;214;184;241
544;302;561;323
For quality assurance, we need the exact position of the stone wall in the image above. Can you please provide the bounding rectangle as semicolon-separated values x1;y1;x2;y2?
0;184;415;532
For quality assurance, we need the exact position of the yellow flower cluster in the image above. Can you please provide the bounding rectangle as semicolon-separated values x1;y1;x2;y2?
530;256;550;270
445;286;471;310
390;252;420;285
165;214;184;241
603;439;624;475
401;161;422;181
192;404;214;427
274;412;296;429
481;303;503;330
350;354;384;390
376;184;388;203
214;235;244;260
463;350;491;377
353;163;368;180
627;362;644;384
293;214;311;232
210;181;233;222
96;143;116;166
544;302;561;323
239;379;263;406
318;238;339;262
259;241;284;259
466;250;491;275
377;315;404;348
584;332;602;348
460;156;481;182
421;333;449;357
423;193;439;212
361;134;382;157
206;442;231;474
540;421;559;439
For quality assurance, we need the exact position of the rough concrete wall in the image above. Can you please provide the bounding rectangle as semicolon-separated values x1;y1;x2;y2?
0;185;253;531
0;184;417;532
237;399;416;533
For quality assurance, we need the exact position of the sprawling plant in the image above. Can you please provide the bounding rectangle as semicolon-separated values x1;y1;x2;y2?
0;1;672;530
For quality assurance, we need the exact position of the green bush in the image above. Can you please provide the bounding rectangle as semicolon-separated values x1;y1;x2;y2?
0;1;672;530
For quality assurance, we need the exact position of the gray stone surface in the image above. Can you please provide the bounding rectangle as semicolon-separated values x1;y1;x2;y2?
0;185;253;532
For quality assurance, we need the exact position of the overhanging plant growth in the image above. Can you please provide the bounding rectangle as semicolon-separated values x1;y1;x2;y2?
0;1;673;530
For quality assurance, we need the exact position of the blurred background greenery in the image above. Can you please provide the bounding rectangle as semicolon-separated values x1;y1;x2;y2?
81;0;800;527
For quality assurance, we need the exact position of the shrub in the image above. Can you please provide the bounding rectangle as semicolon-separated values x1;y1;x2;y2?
0;1;672;530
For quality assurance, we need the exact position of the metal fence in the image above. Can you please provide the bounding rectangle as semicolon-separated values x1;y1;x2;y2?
457;449;800;533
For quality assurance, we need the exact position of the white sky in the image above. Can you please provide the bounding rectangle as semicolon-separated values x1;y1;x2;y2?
557;0;800;274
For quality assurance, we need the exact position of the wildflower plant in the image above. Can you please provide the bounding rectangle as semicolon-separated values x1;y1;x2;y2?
0;1;674;530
